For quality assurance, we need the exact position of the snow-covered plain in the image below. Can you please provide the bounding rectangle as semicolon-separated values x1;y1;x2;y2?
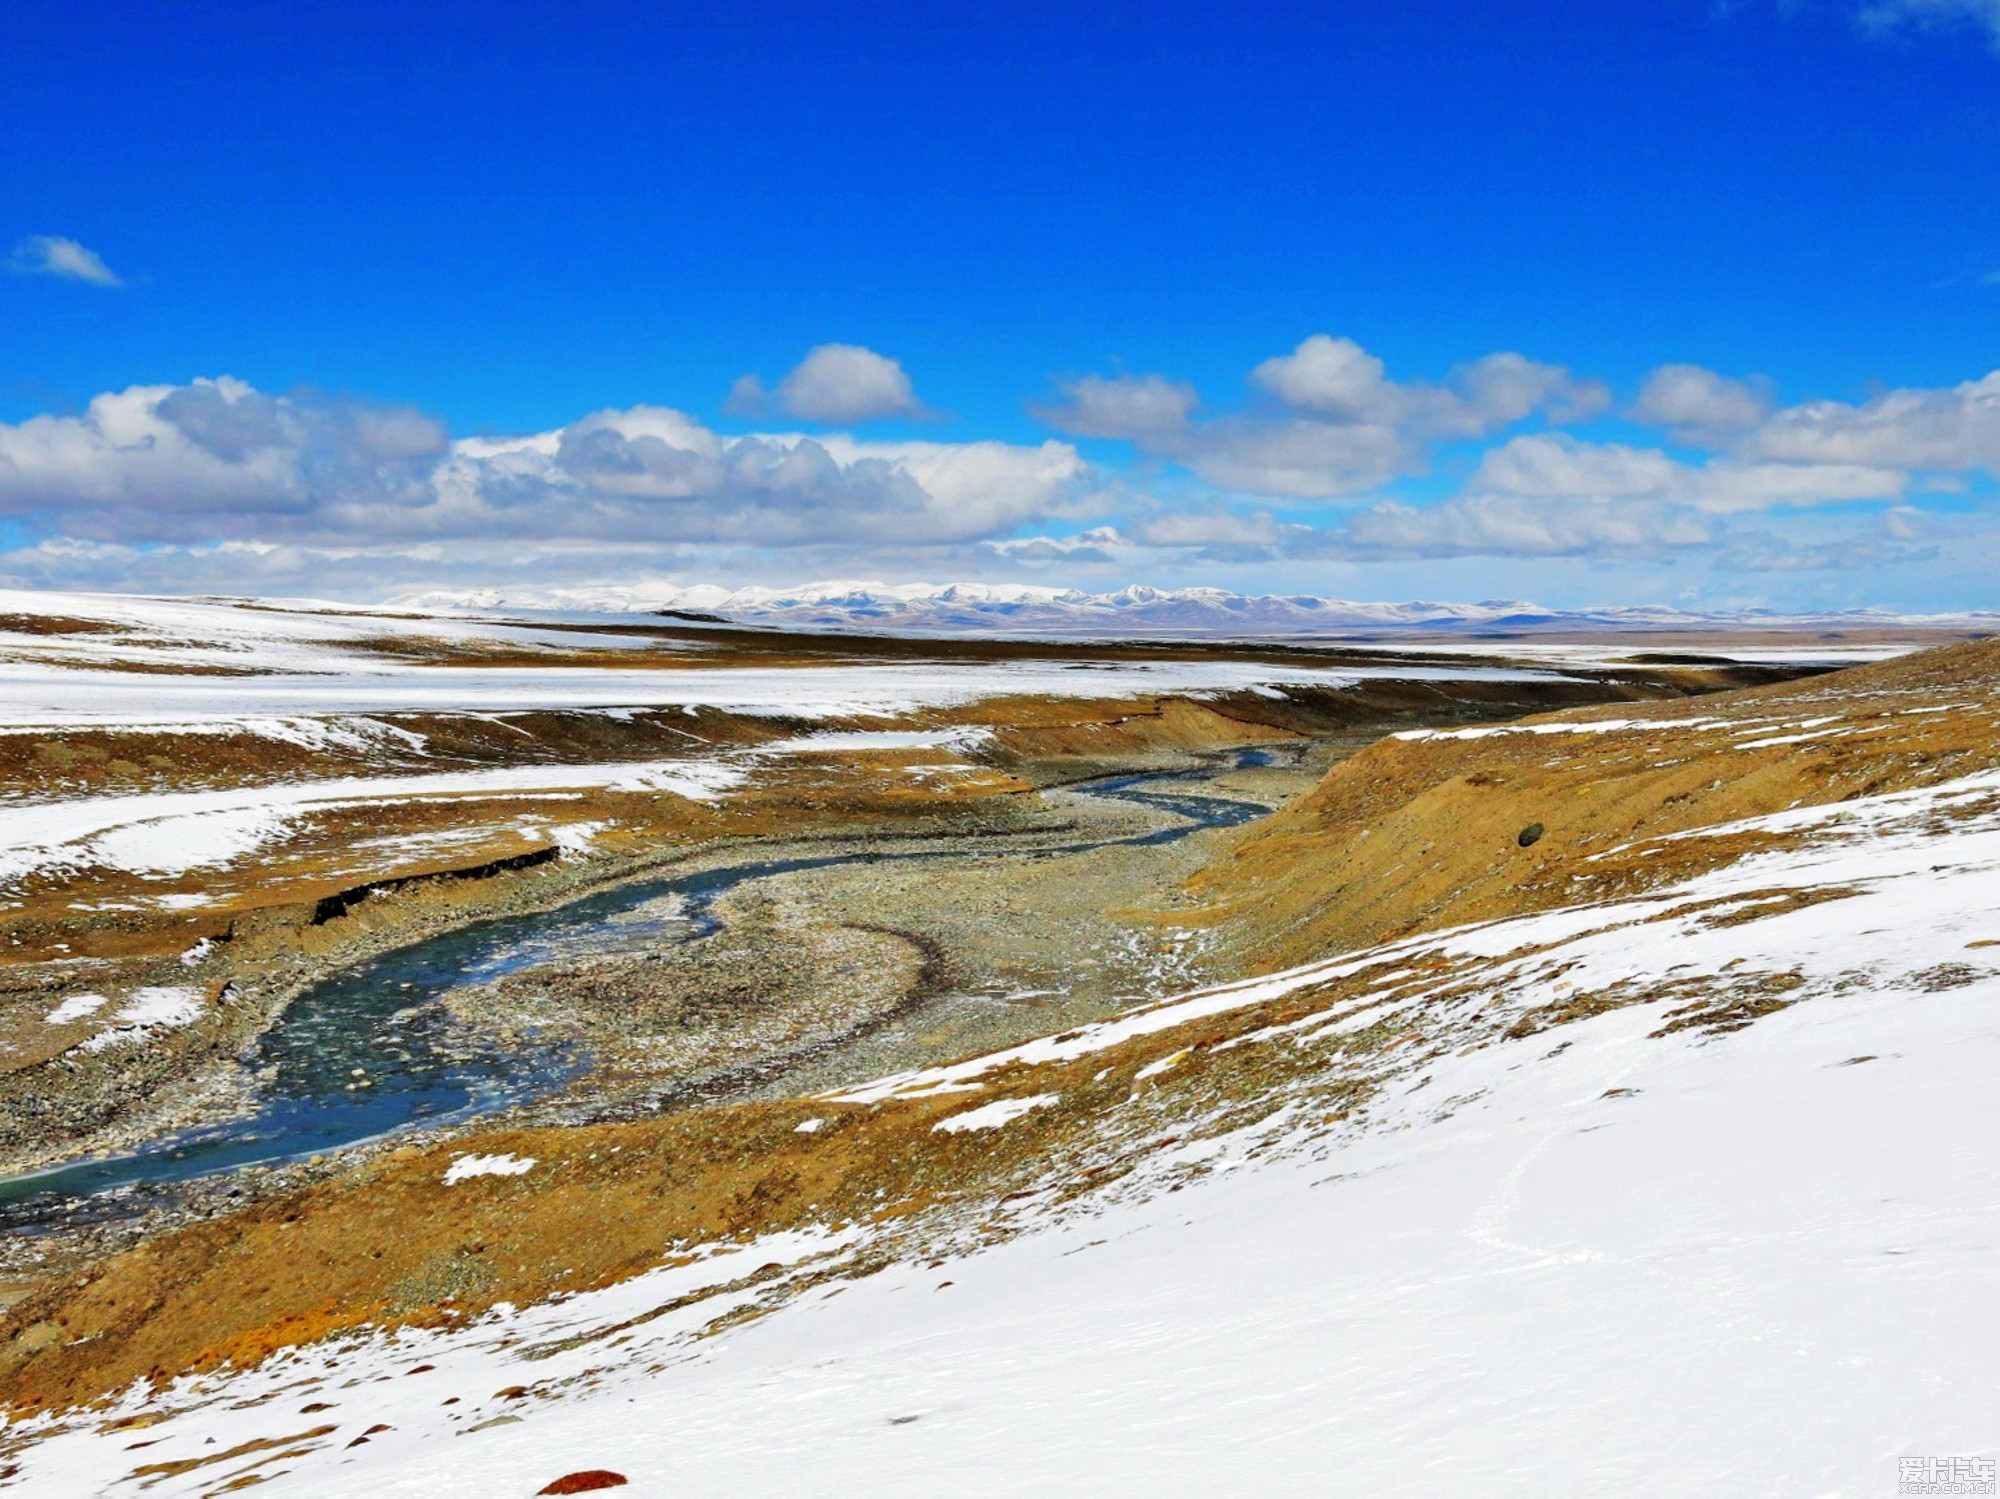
10;763;1999;1495
0;656;1561;734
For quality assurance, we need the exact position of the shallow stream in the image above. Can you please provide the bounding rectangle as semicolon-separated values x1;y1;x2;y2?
0;755;1273;1227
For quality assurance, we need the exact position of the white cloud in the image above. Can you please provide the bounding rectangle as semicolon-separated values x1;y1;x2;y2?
1731;371;2000;470
1031;374;1198;439
1456;351;1615;428
1250;337;1608;436
1127;509;1282;550
5;357;1999;595
1628;360;2000;475
1321;496;1934;571
1157;415;1410;498
0;378;443;533
1858;0;2000;42
7;235;123;286
1330;493;1718;559
730;344;927;424
1290;411;1943;563
1249;336;1397;421
1630;364;1775;443
805;434;1088;540
1468;433;1908;514
1037;335;1607;499
0;378;1080;554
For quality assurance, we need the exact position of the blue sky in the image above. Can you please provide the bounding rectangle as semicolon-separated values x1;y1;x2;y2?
4;0;2000;609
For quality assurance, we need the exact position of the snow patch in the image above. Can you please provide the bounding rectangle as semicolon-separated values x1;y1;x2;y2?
757;728;994;754
88;805;294;876
42;993;107;1025
931;1094;1060;1134
1394;716;1732;742
76;986;204;1052
443;1153;539;1185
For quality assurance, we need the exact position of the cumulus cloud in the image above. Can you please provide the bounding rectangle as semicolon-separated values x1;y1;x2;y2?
1310;494;1941;569
1159;416;1413;498
1030;374;1198;439
1037;335;1608;498
0;377;1080;555
1467;433;1908;514
1126;508;1283;550
7;235;123;286
728;343;928;423
1287;432;1912;561
0;378;444;536
434;419;1079;548
1165;395;1963;566
1731;370;2000;470
1714;530;1939;573
1630;364;1775;444
6;356;1998;594
1251;337;1608;435
1327;493;1718;560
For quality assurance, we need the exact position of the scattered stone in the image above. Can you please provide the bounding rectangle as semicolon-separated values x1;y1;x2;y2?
1517;822;1545;848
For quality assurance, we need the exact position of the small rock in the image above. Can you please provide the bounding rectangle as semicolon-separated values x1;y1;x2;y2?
539;1473;629;1495
1517;822;1545;848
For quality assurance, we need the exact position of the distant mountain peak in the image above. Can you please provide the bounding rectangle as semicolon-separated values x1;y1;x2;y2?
384;580;1995;640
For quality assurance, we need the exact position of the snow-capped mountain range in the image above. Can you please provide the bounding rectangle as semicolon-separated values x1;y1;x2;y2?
388;580;2000;639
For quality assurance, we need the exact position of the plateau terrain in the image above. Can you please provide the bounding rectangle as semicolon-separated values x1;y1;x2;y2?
0;590;1991;1495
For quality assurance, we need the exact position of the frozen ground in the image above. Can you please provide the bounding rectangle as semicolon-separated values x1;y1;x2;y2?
0;758;749;886
9;759;1997;1495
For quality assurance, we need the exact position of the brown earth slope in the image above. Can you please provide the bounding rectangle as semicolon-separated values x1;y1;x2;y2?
1189;637;2000;971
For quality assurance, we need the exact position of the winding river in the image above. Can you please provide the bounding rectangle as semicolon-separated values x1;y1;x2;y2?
0;756;1274;1227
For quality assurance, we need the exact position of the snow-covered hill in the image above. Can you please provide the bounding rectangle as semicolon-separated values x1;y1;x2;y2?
11;754;2000;1495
